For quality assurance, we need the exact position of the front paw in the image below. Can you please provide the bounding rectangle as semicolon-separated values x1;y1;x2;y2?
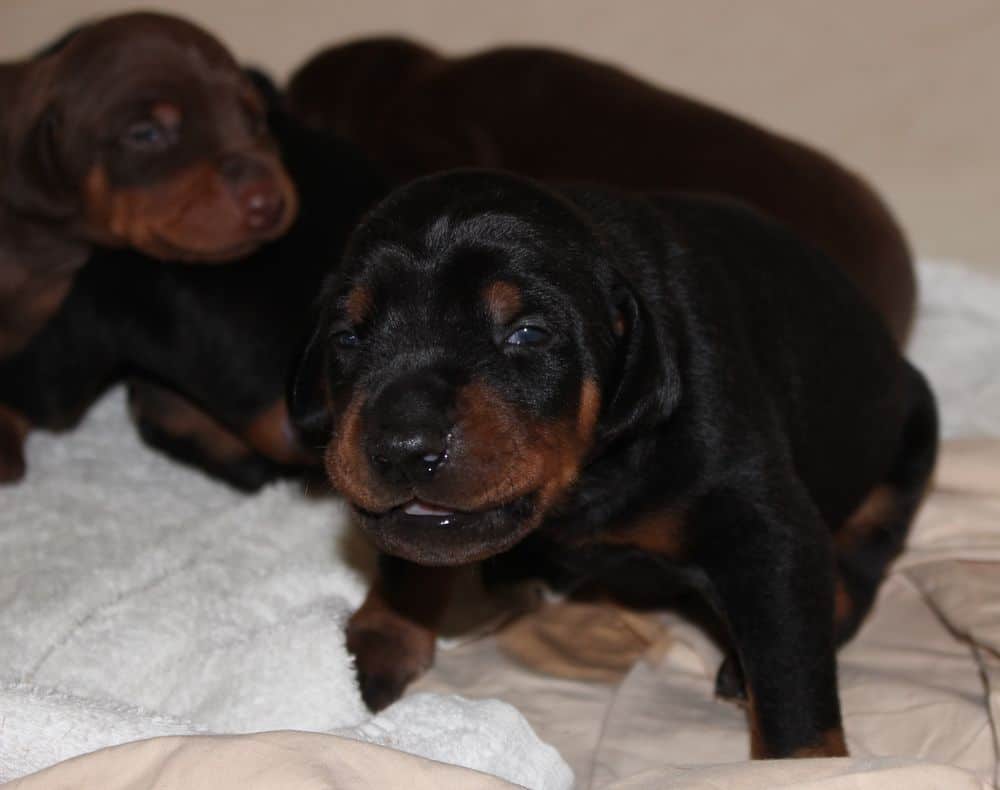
0;408;28;483
346;611;436;712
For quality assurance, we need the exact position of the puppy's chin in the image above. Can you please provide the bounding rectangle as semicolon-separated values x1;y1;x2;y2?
137;233;268;263
354;494;539;566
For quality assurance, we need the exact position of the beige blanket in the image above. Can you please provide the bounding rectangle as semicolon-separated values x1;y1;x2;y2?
412;439;1000;788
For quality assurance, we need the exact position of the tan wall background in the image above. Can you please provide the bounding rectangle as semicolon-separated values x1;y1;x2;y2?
2;0;997;272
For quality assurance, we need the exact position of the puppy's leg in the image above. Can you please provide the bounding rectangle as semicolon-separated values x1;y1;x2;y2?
694;483;846;759
127;379;282;491
834;367;938;644
0;404;30;483
347;555;459;711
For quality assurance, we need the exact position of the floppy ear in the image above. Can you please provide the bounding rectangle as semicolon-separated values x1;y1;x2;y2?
2;102;77;220
597;278;681;446
287;316;333;449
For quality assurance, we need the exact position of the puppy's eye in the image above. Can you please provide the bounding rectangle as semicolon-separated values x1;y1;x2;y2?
504;325;550;347
122;121;171;152
334;330;360;349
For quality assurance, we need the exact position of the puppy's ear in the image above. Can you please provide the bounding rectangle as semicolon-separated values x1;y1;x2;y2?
287;317;333;450
2;102;77;220
598;278;681;446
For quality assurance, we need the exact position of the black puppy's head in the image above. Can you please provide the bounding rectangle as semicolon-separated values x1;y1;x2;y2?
293;171;676;565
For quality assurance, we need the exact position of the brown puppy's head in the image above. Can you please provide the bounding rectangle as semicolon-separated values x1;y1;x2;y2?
2;12;297;261
291;170;677;566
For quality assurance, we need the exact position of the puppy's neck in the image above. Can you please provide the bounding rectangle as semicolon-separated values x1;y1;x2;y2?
0;61;28;135
0;204;89;356
0;60;21;94
0;59;90;355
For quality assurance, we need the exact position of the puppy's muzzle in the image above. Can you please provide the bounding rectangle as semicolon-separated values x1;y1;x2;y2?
220;152;289;232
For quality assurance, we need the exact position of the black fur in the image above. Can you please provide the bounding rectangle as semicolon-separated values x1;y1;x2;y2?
296;170;938;757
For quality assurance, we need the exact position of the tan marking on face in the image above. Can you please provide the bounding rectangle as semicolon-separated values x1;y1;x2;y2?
82;152;298;261
328;377;602;528
327;392;389;513
482;280;522;324
345;286;374;326
244;398;318;465
448;378;600;516
789;728;848;758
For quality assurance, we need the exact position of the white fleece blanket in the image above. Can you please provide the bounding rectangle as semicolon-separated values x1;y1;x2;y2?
0;259;997;788
0;389;571;788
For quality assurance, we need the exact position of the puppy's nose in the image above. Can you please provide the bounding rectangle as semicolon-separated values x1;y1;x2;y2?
220;154;286;231
241;187;285;230
371;429;447;484
366;370;453;486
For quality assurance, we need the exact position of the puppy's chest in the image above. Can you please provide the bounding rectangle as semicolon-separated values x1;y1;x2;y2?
581;508;690;558
0;270;74;355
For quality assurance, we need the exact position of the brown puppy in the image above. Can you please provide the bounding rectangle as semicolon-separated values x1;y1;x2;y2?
0;12;298;358
287;38;914;343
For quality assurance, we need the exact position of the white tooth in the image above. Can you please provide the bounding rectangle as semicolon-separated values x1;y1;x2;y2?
404;501;455;517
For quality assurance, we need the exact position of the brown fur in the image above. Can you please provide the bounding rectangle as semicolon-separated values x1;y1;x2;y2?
127;381;252;467
128;381;317;476
590;507;689;559
346;565;460;711
833;576;854;632
345;285;374;326
0;404;30;483
835;484;898;553
329;378;600;521
288;38;915;343
0;12;298;358
789;728;849;758
482;280;522;324
244;398;315;465
0;269;74;356
747;698;847;758
83;157;297;262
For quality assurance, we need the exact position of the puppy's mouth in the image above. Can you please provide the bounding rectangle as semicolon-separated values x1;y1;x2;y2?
401;499;457;519
354;495;538;566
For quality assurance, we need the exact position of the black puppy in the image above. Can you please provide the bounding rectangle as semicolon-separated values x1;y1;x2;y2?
291;170;938;758
0;111;384;490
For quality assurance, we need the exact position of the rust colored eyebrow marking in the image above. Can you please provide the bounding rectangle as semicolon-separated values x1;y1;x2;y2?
482;280;522;324
345;285;374;325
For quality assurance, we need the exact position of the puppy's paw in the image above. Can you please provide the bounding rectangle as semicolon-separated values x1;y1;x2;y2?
0;408;28;483
346;610;436;712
